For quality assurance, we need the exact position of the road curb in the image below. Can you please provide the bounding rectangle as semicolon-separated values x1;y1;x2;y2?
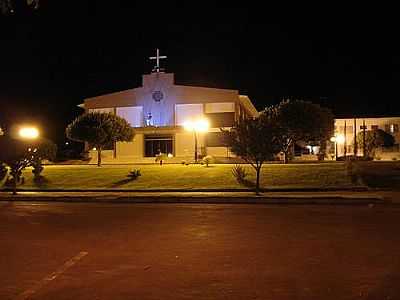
0;187;370;193
0;195;387;205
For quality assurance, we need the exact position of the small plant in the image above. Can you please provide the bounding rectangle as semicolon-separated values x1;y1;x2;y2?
232;164;248;183
127;169;141;180
155;153;168;165
202;155;214;167
31;157;44;178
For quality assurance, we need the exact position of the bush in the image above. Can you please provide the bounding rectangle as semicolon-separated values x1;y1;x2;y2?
127;169;141;180
31;157;44;178
202;155;214;167
0;163;8;182
232;164;248;183
337;155;373;161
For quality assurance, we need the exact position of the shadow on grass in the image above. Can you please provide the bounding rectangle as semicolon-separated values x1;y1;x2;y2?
359;175;400;189
109;178;135;188
238;179;255;188
33;176;50;188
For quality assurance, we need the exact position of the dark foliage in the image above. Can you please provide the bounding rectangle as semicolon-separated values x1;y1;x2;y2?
356;129;395;159
261;99;334;163
223;117;283;193
66;112;135;166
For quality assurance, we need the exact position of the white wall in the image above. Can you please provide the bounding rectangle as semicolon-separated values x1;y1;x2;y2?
116;106;143;127
88;108;114;114
205;102;235;113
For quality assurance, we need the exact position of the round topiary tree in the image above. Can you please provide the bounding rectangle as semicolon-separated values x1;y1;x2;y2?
66;112;135;166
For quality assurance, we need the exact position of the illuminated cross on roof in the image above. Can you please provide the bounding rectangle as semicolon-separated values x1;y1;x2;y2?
149;48;167;73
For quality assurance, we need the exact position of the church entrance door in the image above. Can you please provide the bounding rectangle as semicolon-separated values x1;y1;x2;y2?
144;135;173;157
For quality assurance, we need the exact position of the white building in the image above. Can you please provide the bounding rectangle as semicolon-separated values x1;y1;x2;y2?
80;53;258;163
333;117;400;160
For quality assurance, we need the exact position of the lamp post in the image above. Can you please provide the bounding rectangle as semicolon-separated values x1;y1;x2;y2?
12;126;40;195
332;134;345;160
330;136;337;160
183;119;209;163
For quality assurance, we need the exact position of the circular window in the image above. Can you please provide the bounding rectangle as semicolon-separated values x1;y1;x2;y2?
152;91;164;102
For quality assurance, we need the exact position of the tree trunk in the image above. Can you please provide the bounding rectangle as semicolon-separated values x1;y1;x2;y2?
12;176;17;195
283;151;289;164
255;167;261;195
97;148;102;167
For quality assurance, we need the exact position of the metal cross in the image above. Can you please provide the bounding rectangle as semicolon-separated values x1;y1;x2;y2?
149;48;167;73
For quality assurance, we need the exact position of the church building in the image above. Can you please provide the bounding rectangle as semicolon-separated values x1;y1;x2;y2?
80;50;259;163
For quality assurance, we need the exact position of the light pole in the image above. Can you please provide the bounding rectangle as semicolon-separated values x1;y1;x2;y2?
333;134;345;160
11;126;40;195
183;119;209;163
330;136;337;160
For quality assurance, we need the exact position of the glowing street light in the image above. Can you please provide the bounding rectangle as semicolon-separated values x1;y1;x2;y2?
18;127;39;140
183;119;209;163
335;134;345;144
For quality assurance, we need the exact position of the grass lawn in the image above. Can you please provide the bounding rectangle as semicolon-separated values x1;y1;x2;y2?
0;162;366;190
355;161;400;190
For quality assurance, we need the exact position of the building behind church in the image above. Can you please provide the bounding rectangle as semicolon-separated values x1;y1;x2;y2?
81;71;258;163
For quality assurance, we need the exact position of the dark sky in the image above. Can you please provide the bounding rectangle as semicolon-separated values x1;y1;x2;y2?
1;2;399;144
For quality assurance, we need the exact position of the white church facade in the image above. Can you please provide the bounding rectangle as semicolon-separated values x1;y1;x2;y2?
80;52;258;162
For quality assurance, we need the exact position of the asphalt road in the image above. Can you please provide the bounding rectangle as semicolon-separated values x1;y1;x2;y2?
1;202;400;300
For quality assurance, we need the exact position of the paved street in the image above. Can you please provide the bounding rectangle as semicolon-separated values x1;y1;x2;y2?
1;202;400;300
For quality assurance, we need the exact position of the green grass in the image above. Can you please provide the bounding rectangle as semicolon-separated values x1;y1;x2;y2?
1;163;365;190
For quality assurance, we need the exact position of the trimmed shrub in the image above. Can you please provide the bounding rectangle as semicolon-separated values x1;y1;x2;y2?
127;169;141;180
202;155;214;167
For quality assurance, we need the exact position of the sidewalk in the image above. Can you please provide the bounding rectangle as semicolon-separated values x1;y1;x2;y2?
0;190;397;205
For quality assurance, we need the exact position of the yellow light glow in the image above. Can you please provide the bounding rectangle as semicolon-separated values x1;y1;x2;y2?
167;153;173;158
335;134;345;144
18;127;39;139
183;119;209;133
330;136;336;142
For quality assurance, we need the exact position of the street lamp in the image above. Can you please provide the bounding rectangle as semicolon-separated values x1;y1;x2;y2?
6;126;40;195
18;127;39;140
183;119;209;163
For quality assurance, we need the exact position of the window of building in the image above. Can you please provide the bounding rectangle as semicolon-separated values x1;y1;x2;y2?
205;112;235;128
371;125;379;130
144;135;173;157
390;124;399;133
360;125;368;130
116;106;143;127
205;132;227;147
175;104;203;126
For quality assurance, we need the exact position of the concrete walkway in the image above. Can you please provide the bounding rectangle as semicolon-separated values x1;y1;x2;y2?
1;190;398;204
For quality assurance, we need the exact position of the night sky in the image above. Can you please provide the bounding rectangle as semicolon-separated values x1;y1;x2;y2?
1;2;399;144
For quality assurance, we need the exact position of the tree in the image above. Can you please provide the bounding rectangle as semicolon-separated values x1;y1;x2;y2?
66;112;135;166
1;0;39;14
223;117;283;194
0;135;34;195
356;129;394;159
261;99;334;163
